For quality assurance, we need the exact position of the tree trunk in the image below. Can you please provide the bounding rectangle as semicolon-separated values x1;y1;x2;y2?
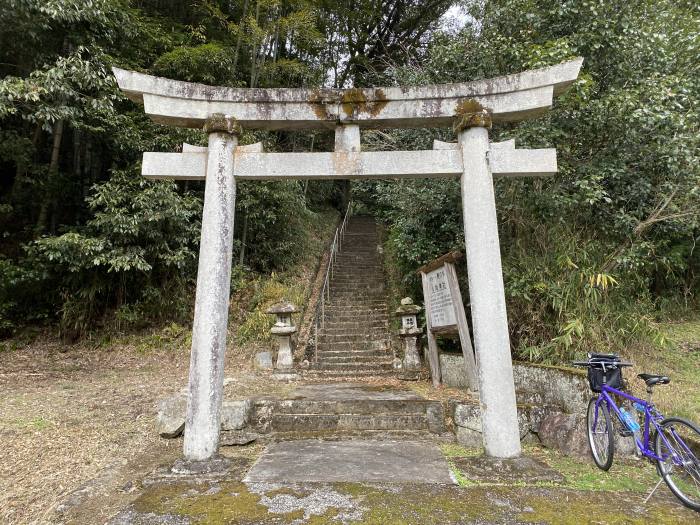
233;0;249;72
36;119;65;234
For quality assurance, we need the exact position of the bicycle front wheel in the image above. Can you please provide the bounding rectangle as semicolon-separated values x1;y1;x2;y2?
655;417;700;512
587;397;614;470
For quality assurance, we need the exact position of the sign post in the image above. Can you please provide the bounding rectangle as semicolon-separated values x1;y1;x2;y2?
418;251;478;391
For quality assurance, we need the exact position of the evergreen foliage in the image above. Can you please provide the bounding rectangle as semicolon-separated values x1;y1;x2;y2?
357;0;699;361
0;0;697;362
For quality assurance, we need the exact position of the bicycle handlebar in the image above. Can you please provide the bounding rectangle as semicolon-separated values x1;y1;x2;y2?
571;360;633;367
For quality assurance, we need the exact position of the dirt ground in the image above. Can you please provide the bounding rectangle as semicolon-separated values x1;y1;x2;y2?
0;335;191;524
0;329;304;524
0;333;461;524
1;324;698;524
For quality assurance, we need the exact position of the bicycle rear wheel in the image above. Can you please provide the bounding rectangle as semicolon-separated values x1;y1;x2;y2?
655;417;700;512
587;397;614;470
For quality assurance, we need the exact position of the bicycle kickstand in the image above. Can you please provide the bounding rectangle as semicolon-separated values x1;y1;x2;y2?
643;478;664;505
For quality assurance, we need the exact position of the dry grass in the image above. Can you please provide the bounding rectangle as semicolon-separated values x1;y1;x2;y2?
618;318;700;420
0;328;282;525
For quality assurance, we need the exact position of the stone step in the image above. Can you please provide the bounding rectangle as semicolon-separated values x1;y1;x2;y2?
324;303;388;311
320;320;389;326
329;276;384;282
270;413;428;432
319;333;391;342
323;308;389;315
333;269;382;275
318;333;390;341
329;284;385;290
333;264;383;269
302;369;396;378
312;362;394;372
331;271;383;277
316;341;390;348
322;317;389;325
329;280;384;286
323;309;388;316
334;256;381;261
330;278;384;284
325;298;387;305
320;319;389;327
329;280;384;285
319;325;389;333
330;284;383;288
315;351;391;360
317;355;394;364
316;344;391;352
329;285;385;292
264;429;439;443
327;293;386;301
316;338;390;347
316;343;390;353
323;308;387;314
267;399;430;416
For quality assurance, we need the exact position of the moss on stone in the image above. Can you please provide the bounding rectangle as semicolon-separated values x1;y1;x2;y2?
514;360;587;376
340;88;388;118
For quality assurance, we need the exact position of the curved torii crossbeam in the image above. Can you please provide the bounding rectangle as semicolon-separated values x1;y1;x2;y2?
113;58;583;464
114;58;581;129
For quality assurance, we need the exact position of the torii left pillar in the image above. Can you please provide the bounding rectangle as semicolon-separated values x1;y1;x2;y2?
183;114;240;461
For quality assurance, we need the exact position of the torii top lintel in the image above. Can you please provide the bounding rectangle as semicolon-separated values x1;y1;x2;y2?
112;58;582;131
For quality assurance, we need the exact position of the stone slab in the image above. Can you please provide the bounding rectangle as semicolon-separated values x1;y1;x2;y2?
286;383;423;401
451;455;565;484
243;440;455;484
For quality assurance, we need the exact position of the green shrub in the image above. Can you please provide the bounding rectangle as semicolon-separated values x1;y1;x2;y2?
0;257;48;337
29;169;201;339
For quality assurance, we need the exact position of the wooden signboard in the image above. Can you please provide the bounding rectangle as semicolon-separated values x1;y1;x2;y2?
418;251;478;391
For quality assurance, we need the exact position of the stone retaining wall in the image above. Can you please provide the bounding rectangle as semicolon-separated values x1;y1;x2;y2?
442;355;636;457
440;354;588;412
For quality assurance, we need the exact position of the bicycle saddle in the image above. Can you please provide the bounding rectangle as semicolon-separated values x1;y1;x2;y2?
637;373;670;386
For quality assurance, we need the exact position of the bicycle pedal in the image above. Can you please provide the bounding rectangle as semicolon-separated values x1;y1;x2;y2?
618;429;633;437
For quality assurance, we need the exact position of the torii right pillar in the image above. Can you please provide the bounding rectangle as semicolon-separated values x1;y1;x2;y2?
456;104;521;458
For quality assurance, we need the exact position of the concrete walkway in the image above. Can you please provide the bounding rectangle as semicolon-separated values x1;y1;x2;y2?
244;440;455;484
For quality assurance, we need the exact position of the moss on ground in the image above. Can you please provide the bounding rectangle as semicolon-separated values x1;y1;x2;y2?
132;481;302;524
443;443;663;494
129;479;696;524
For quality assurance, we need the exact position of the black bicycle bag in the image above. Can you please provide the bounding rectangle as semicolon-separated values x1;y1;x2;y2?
588;365;623;392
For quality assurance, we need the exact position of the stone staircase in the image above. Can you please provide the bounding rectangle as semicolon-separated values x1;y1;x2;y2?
247;384;446;439
310;215;394;378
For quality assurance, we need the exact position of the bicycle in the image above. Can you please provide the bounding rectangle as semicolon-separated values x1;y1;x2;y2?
572;353;700;511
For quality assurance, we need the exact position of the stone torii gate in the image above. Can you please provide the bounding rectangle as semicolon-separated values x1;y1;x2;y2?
113;58;582;461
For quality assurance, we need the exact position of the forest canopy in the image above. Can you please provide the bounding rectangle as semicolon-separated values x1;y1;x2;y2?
0;0;698;361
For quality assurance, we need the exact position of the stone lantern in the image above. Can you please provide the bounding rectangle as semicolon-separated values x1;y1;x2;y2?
266;301;297;370
395;297;423;371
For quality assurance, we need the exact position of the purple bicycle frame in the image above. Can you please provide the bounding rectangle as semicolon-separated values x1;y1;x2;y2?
595;384;668;460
